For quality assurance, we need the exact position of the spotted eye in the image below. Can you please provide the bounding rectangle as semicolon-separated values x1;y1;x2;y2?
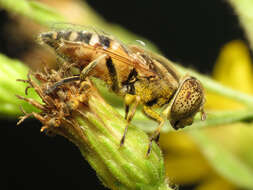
168;77;204;129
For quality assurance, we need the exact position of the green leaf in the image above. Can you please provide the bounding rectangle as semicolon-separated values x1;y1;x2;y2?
189;130;253;189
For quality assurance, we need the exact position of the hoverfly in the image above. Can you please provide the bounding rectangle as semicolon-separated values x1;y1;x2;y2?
38;24;206;154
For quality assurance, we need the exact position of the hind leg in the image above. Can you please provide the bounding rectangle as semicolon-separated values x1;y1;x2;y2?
142;105;165;156
46;54;107;94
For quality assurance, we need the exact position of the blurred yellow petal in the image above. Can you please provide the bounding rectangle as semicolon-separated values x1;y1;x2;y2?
160;132;212;184
205;123;253;171
160;131;199;154
205;40;253;110
195;177;236;190
213;40;253;92
164;153;212;184
204;124;248;155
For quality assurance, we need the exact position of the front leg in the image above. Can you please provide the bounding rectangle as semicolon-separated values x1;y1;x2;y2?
142;105;165;156
120;94;140;146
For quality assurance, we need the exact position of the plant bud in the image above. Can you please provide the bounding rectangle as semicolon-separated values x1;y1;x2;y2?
17;69;172;190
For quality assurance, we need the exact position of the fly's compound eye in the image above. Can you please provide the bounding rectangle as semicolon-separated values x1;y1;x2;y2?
169;77;204;130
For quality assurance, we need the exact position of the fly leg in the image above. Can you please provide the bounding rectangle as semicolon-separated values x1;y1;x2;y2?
142;105;165;156
104;55;136;146
46;54;107;94
80;54;107;80
120;94;140;146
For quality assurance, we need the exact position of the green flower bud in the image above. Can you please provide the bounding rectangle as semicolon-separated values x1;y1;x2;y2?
17;70;173;190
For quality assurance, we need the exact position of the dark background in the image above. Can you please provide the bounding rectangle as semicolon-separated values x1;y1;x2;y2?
1;1;247;190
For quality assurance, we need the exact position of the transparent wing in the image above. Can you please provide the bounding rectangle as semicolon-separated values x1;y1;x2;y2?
50;23;132;53
50;23;105;34
129;45;181;81
48;23;155;76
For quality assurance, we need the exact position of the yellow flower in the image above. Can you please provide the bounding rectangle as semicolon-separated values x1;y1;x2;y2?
205;40;253;110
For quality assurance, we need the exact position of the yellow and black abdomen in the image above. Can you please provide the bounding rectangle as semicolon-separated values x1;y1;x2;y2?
39;30;134;93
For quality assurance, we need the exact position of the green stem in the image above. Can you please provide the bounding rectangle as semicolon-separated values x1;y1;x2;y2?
187;110;253;130
229;0;253;51
130;109;253;132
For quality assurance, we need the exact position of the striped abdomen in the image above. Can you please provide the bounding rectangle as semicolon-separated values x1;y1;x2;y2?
39;30;115;50
39;30;134;86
